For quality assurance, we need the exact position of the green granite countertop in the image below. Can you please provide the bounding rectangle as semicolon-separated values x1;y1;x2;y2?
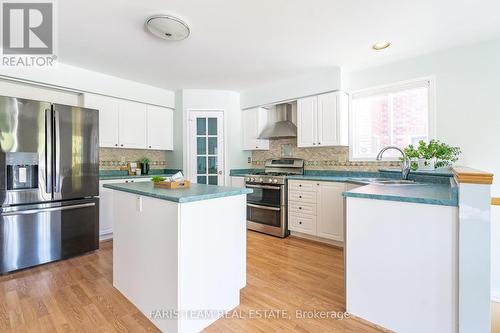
100;173;174;180
103;182;253;203
228;168;458;206
342;183;457;206
99;169;181;180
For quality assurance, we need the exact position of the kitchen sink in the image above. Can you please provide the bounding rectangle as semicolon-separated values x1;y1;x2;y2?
372;179;421;185
348;178;425;186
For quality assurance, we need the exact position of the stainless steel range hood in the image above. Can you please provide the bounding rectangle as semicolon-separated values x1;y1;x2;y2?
258;103;297;139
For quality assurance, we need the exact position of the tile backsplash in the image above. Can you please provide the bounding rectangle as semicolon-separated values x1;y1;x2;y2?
99;148;167;170
251;138;400;171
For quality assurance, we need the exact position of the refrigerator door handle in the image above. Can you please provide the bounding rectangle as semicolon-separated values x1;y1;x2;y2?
1;202;95;216
54;109;61;193
45;108;53;194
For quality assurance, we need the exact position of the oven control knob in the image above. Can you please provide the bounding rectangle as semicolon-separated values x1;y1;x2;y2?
268;178;273;183
272;179;278;184
245;177;250;182
250;177;255;182
258;178;263;182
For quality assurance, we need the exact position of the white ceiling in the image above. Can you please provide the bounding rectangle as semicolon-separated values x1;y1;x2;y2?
59;0;500;91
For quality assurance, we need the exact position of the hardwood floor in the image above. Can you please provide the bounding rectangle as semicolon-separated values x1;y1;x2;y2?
2;231;495;332
493;301;500;333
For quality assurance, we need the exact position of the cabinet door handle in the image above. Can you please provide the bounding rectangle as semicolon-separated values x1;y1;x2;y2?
299;184;302;187
299;195;302;198
120;144;124;147
299;221;303;225
115;143;118;147
299;207;302;210
313;143;316;145
149;145;152;148
318;142;321;145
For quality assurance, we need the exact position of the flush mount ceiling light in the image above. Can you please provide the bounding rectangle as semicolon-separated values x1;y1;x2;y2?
146;15;190;41
372;41;391;50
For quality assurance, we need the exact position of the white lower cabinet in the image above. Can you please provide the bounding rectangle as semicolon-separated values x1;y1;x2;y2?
288;180;346;243
230;176;246;188
99;177;152;239
316;182;345;241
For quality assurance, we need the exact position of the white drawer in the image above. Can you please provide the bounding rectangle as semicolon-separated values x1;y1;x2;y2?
289;214;316;235
289;201;316;216
288;180;316;192
288;190;317;204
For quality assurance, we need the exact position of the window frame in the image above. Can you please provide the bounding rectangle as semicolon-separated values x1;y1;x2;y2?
348;76;436;161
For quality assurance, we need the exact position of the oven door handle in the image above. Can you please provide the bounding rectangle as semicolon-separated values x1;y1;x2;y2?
246;184;281;190
247;203;281;211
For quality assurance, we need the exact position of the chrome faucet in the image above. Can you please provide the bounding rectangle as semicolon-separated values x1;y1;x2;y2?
376;146;411;180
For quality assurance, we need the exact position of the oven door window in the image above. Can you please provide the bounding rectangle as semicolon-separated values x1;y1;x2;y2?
247;205;281;228
246;186;281;206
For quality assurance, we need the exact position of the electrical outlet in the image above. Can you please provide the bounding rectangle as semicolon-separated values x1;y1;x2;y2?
247;156;252;164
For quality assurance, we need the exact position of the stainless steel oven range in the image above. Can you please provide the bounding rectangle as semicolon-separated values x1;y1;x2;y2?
244;158;304;238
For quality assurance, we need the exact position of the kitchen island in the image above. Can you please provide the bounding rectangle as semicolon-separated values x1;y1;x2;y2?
103;182;252;333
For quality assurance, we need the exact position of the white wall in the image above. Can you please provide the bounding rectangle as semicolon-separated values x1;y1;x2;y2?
172;89;251;184
348;38;500;300
0;62;174;108
240;67;343;108
165;90;184;170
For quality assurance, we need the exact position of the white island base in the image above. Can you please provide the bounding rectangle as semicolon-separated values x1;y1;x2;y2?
112;191;247;333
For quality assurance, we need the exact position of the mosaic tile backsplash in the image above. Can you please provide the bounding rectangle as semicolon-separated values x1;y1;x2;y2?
99;148;168;170
251;138;400;171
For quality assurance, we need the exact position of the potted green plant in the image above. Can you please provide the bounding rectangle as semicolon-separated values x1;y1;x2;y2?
404;140;461;171
140;157;151;175
151;176;166;183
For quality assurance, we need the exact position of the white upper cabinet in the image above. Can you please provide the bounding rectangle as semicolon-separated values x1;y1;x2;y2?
297;96;317;147
317;92;338;146
118;100;147;149
147;105;173;150
297;91;348;147
84;94;120;148
83;93;173;150
242;107;269;150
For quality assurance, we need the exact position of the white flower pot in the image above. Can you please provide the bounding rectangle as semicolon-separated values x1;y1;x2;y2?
417;158;436;170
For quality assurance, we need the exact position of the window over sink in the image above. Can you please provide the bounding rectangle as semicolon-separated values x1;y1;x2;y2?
349;78;435;160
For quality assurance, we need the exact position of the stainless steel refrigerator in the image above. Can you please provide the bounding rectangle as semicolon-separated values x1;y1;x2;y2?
0;96;99;274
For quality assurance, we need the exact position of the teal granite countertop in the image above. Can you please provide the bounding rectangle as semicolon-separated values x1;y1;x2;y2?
288;171;457;206
103;182;253;203
342;182;457;206
229;168;458;206
99;169;181;180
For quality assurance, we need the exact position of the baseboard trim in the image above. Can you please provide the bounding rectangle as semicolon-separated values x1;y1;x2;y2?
290;231;343;248
99;232;113;242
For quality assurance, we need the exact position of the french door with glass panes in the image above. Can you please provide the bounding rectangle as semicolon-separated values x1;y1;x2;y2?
189;111;225;185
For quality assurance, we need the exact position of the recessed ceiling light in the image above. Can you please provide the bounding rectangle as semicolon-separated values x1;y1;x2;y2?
146;15;190;41
372;41;391;50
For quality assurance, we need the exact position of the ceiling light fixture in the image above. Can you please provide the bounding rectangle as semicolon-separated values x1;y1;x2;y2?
372;41;391;50
146;15;190;41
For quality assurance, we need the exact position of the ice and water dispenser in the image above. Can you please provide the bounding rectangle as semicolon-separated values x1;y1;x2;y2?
6;152;39;190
